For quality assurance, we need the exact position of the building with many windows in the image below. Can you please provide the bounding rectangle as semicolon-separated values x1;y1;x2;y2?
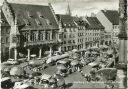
73;16;87;50
83;16;105;48
56;14;78;52
1;9;11;62
1;0;62;62
96;10;119;45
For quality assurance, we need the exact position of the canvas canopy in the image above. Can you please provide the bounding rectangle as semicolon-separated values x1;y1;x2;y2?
10;67;24;76
41;74;52;80
46;54;69;63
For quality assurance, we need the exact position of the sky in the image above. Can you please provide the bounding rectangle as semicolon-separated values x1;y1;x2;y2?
0;0;119;16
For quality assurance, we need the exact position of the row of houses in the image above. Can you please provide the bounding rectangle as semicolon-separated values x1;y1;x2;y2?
0;0;119;62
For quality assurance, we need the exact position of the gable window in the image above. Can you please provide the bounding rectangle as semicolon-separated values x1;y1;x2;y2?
46;19;52;25
27;11;33;18
24;19;30;26
35;19;42;25
37;12;44;18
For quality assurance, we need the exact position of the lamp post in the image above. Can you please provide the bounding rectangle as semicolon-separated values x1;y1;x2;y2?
118;0;127;65
117;0;127;89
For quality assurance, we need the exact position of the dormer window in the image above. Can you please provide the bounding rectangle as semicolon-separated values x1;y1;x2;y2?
24;19;30;26
46;19;52;25
35;19;42;25
27;11;33;18
37;12;44;18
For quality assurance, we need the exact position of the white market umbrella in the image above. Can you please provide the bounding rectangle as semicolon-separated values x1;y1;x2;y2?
107;50;113;54
1;77;11;82
30;54;36;57
72;49;78;52
71;60;79;66
57;78;65;87
97;68;117;80
57;65;66;70
10;67;24;76
57;60;68;64
88;62;99;67
3;67;11;72
41;74;52;80
46;58;53;64
29;60;43;66
91;46;98;49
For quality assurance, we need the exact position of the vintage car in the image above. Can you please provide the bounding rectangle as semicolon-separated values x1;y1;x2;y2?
7;59;19;65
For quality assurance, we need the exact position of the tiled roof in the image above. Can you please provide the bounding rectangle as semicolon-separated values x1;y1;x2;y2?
102;10;119;25
86;17;104;29
56;14;77;28
73;16;87;26
8;3;59;30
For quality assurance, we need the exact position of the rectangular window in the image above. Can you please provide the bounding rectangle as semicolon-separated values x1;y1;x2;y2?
6;37;9;43
6;29;10;34
1;37;4;43
64;34;66;38
12;36;17;43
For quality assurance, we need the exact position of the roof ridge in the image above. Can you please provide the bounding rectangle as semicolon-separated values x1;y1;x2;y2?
9;2;49;7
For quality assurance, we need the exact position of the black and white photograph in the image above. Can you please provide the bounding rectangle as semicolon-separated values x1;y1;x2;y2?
0;0;127;89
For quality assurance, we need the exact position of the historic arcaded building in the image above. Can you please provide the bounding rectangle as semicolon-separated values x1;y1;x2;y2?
1;8;11;62
1;0;63;62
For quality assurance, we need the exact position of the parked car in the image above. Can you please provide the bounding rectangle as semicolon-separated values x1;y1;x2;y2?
7;59;19;65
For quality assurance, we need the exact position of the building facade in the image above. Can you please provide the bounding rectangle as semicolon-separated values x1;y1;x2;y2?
73;16;87;50
96;10;119;45
1;1;62;62
56;14;78;52
1;10;11;62
83;16;105;48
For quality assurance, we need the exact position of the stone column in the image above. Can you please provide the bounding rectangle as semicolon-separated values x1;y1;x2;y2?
58;46;62;52
27;48;30;61
49;45;53;57
39;47;42;59
28;30;31;41
50;30;53;40
36;30;39;41
44;31;46;41
14;48;18;61
9;48;11;59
